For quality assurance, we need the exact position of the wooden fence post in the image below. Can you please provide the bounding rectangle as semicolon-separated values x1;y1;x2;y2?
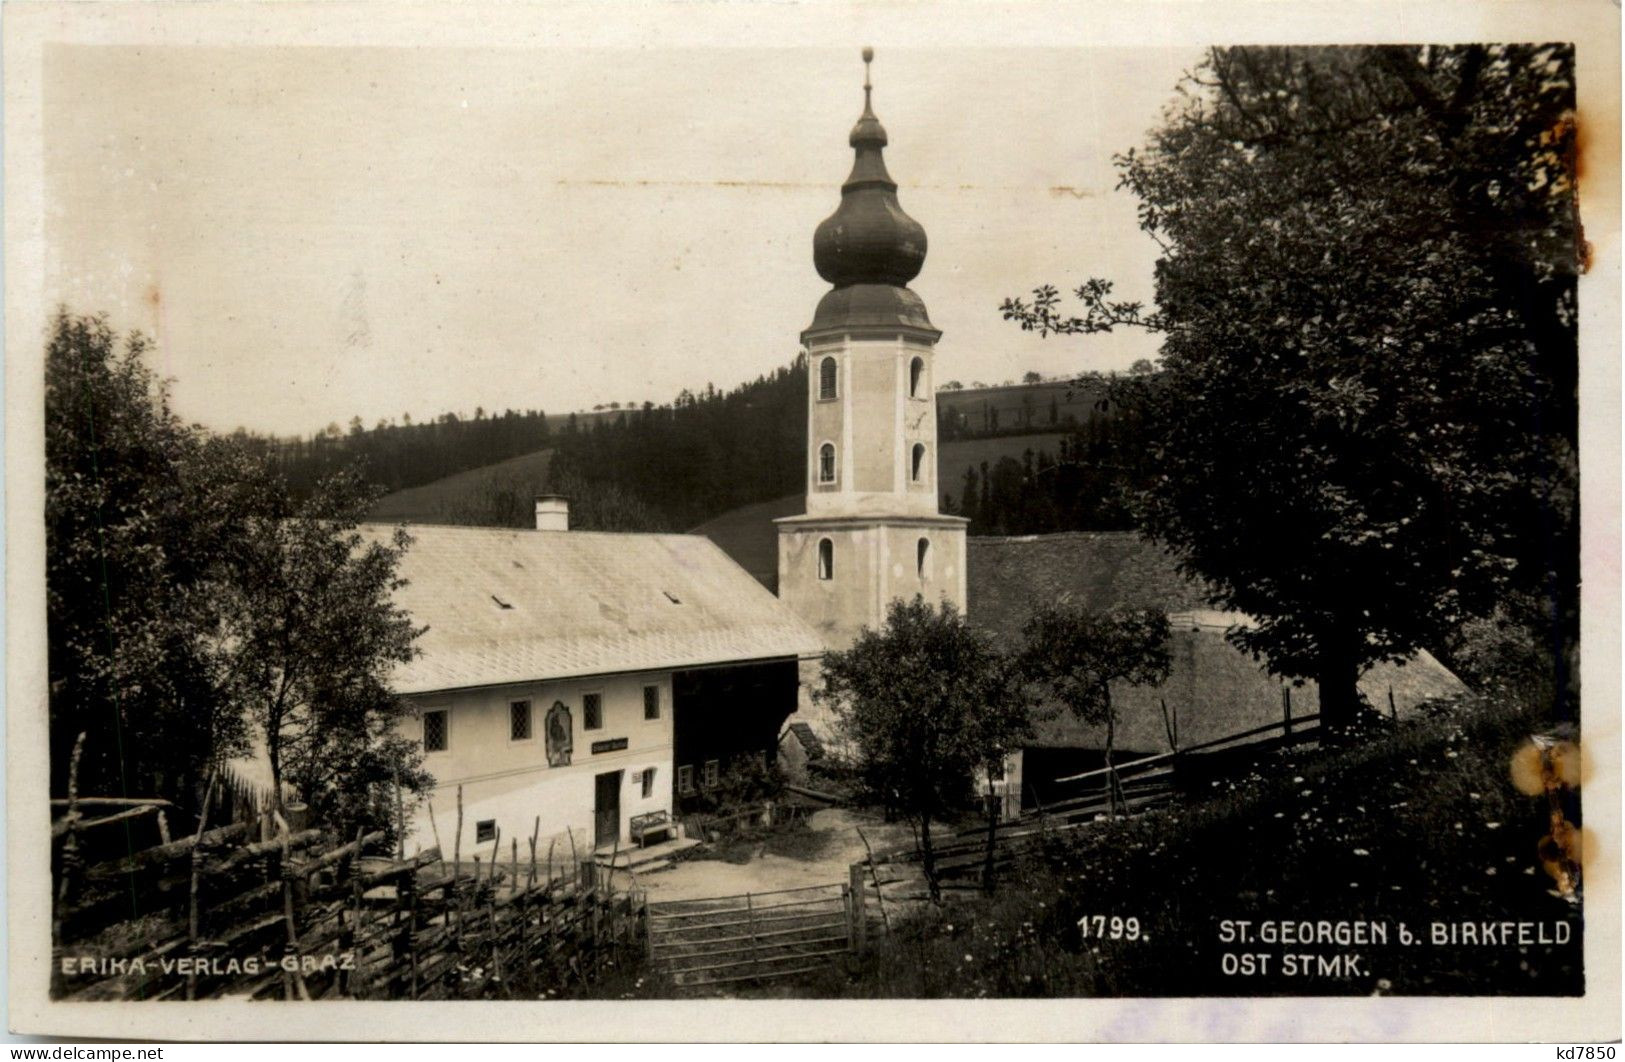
1282;686;1293;736
848;863;867;954
348;825;367;999
405;869;420;1000
53;732;87;957
744;892;759;979
185;771;218;1001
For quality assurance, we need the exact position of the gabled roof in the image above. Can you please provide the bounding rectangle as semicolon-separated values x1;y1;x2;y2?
968;532;1470;754
363;524;824;695
968;532;1213;624
785;721;826;759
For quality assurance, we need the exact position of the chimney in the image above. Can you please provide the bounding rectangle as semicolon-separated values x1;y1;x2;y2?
534;494;569;532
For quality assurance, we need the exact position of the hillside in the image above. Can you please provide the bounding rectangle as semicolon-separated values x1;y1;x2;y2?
688;495;806;591
937;378;1111;438
369;448;555;524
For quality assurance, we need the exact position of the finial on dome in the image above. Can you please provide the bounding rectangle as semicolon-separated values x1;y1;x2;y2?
850;46;886;147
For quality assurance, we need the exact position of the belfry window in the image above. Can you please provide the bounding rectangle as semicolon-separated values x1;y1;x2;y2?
819;443;837;484
917;537;930;578
819;357;839;401
911;443;927;482
910;356;925;397
817;538;834;581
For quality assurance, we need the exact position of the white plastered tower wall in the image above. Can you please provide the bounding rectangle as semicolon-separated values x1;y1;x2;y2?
777;329;969;652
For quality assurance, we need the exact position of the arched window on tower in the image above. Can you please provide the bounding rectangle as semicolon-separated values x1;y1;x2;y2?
818;442;837;484
819;357;838;401
911;443;927;483
909;356;925;398
917;537;930;579
817;538;834;581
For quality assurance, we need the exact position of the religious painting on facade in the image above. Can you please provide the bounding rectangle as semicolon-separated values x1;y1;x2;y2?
545;701;573;768
6;0;1616;1048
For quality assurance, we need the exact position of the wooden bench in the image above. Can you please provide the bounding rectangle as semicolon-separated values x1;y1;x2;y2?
629;810;671;848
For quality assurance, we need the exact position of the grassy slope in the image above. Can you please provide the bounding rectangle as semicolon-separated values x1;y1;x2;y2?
368;448;554;523
797;703;1583;998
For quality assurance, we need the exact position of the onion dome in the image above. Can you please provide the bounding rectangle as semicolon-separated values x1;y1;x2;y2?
811;48;928;290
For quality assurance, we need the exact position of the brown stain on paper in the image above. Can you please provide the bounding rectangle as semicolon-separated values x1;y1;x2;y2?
1511;735;1586;901
1554;109;1593;275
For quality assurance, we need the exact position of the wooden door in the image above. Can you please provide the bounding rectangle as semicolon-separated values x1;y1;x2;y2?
594;770;622;847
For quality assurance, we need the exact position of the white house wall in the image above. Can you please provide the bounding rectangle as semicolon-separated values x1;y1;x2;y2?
403;672;674;862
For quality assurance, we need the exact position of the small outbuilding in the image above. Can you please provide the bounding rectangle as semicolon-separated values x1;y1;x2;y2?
967;533;1471;810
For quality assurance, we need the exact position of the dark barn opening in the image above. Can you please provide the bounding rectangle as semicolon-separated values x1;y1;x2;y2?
671;658;799;810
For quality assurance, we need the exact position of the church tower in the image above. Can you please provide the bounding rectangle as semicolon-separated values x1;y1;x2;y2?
776;49;969;650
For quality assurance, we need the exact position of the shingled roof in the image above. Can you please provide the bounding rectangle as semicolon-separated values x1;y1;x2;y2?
362;524;825;695
967;533;1470;755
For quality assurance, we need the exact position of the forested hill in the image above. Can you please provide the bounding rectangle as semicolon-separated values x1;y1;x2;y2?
233;362;808;510
237;407;559;498
240;359;809;528
543;359;808;531
257;360;1154;534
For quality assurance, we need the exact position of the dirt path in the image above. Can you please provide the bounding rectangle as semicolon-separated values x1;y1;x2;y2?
623;807;914;902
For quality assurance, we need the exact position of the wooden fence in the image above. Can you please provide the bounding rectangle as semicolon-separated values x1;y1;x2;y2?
646;880;859;991
856;713;1329;901
53;769;645;1001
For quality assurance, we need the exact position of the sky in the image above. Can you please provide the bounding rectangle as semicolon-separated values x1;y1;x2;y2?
45;44;1200;437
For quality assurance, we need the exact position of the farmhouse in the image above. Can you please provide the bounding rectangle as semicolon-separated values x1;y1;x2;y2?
365;502;822;860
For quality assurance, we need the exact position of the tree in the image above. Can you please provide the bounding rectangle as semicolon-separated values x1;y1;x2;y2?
217;465;429;839
817;598;1030;900
1003;46;1579;734
1020;606;1171;815
1022;370;1043;384
1129;358;1155;376
45;311;252;807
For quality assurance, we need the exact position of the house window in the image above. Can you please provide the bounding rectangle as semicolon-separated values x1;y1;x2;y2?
641;767;656;798
422;710;448;752
819;356;838;400
909;356;925;397
476;819;496;844
510;699;532;741
911;443;927;482
677;765;695;795
583;692;603;730
917;537;930;578
702;760;720;789
818;442;836;484
817;538;833;581
643;684;661;721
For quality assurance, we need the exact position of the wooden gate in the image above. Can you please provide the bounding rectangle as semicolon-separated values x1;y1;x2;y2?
646;882;853;991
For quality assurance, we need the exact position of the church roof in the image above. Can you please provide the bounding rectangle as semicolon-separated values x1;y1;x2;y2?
361;524;824;695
